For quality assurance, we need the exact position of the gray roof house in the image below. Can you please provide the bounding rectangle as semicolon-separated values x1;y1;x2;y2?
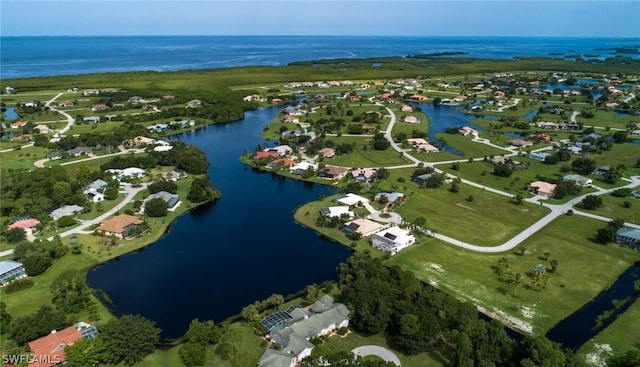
0;260;27;286
414;173;433;185
50;205;84;220
47;152;63;160
374;192;405;203
261;295;350;366
616;227;640;251
142;191;180;212
67;146;93;156
562;174;593;186
259;349;295;367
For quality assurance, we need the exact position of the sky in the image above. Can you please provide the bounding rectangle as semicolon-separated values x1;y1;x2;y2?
1;0;639;37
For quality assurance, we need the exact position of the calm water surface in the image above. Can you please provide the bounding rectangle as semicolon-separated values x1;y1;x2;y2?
87;106;351;339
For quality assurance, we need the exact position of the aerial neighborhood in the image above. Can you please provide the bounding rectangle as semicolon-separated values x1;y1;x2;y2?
1;55;640;366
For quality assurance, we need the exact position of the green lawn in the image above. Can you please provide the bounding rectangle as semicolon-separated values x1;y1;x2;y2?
325;136;410;168
0;146;50;170
387;215;640;334
382;168;549;246
586;194;640;225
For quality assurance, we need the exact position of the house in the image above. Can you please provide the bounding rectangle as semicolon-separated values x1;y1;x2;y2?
11;134;33;142
267;158;296;170
83;116;101;123
593;166;610;175
562;174;593;186
243;94;261;102
27;323;98;367
5;86;16;94
10;120;28;129
400;104;413;112
0;260;27;286
413;173;433;185
57;100;75;107
147;123;168;133
336;193;370;207
263;296;349;366
317;165;348;180
282;115;300;123
97;214;143;239
142;191;180;212
508;139;534;148
84;179;108;196
128;96;143;103
318;147;336;158
351;168;377;182
566;146;582;154
374;192;404;203
529;151;550;161
50;205;84;221
616;228;640;251
371;226;416;254
83;89;100;96
47;152;63;160
33;124;50;134
409;94;427;101
115;167;146;180
342;218;386;237
403;116;420;124
458;126;479;137
290;161;318;175
537;121;559;130
266;145;293;156
91;103;109;111
186;99;202;108
9;218;41;232
319;206;354;219
529;181;557;198
66;146;93;157
161;169;187;181
528;133;551;142
254;151;280;160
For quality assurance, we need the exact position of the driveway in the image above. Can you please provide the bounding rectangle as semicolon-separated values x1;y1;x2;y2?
352;345;401;366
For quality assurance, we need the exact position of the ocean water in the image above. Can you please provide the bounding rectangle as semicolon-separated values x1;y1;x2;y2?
1;36;639;78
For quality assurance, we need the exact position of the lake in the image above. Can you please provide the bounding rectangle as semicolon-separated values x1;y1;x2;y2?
86;106;352;339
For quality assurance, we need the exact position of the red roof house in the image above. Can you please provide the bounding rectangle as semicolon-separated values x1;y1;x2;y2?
27;326;83;367
9;218;41;230
253;151;279;160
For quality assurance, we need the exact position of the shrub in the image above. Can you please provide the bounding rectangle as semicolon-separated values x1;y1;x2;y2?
611;188;632;197
5;278;34;294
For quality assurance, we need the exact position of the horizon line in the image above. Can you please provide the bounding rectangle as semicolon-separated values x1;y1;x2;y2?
2;34;640;39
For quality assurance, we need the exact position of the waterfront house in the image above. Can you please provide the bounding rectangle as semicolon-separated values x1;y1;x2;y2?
458;126;479;137
317;165;348;180
10;120;28;129
267;158;296;170
371;226;416;254
335;193;370;207
253;151;280;160
141;191;181;213
147;123;168;133
615;227;640;250
27;323;98;367
0;260;27;286
161;169;188;181
562;174;593;186
529;181;556;198
342;218;386;237
290;161;318;175
403;116;419;124
319;206;354;219
400;104;413;112
266;145;293;156
96;214;143;239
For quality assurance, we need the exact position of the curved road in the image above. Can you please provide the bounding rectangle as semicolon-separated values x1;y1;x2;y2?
352;345;401;366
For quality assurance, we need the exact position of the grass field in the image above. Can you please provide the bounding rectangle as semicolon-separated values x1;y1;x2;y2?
387;215;640;334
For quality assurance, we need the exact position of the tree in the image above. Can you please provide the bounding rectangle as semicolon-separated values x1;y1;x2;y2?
65;337;108;367
148;180;178;194
5;227;26;244
375;167;390;180
217;327;243;364
101;314;161;365
596;227;616;244
305;284;319;303
607;343;640;367
510;273;524;296
23;253;52;276
455;332;474;367
144;198;168;217
581;195;603;210
184;319;221;345
241;304;259;323
267;293;284;310
50;269;94;313
179;342;206;367
571;157;597;175
492;163;514;177
187;177;220;203
0;301;11;331
8;304;67;345
550;259;559;272
543;251;550;260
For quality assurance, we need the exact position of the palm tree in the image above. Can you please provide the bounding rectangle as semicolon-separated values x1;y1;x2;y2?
267;294;284;311
510;273;524;297
550;259;559;272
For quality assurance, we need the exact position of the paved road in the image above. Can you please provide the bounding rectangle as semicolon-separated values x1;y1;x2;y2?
0;249;14;258
46;184;147;241
352;345;401;366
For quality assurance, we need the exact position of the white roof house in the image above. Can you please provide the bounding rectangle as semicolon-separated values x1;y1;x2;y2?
371;226;416;254
319;206;354;218
0;260;27;286
335;193;370;207
266;145;293;156
290;161;317;175
119;167;146;179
